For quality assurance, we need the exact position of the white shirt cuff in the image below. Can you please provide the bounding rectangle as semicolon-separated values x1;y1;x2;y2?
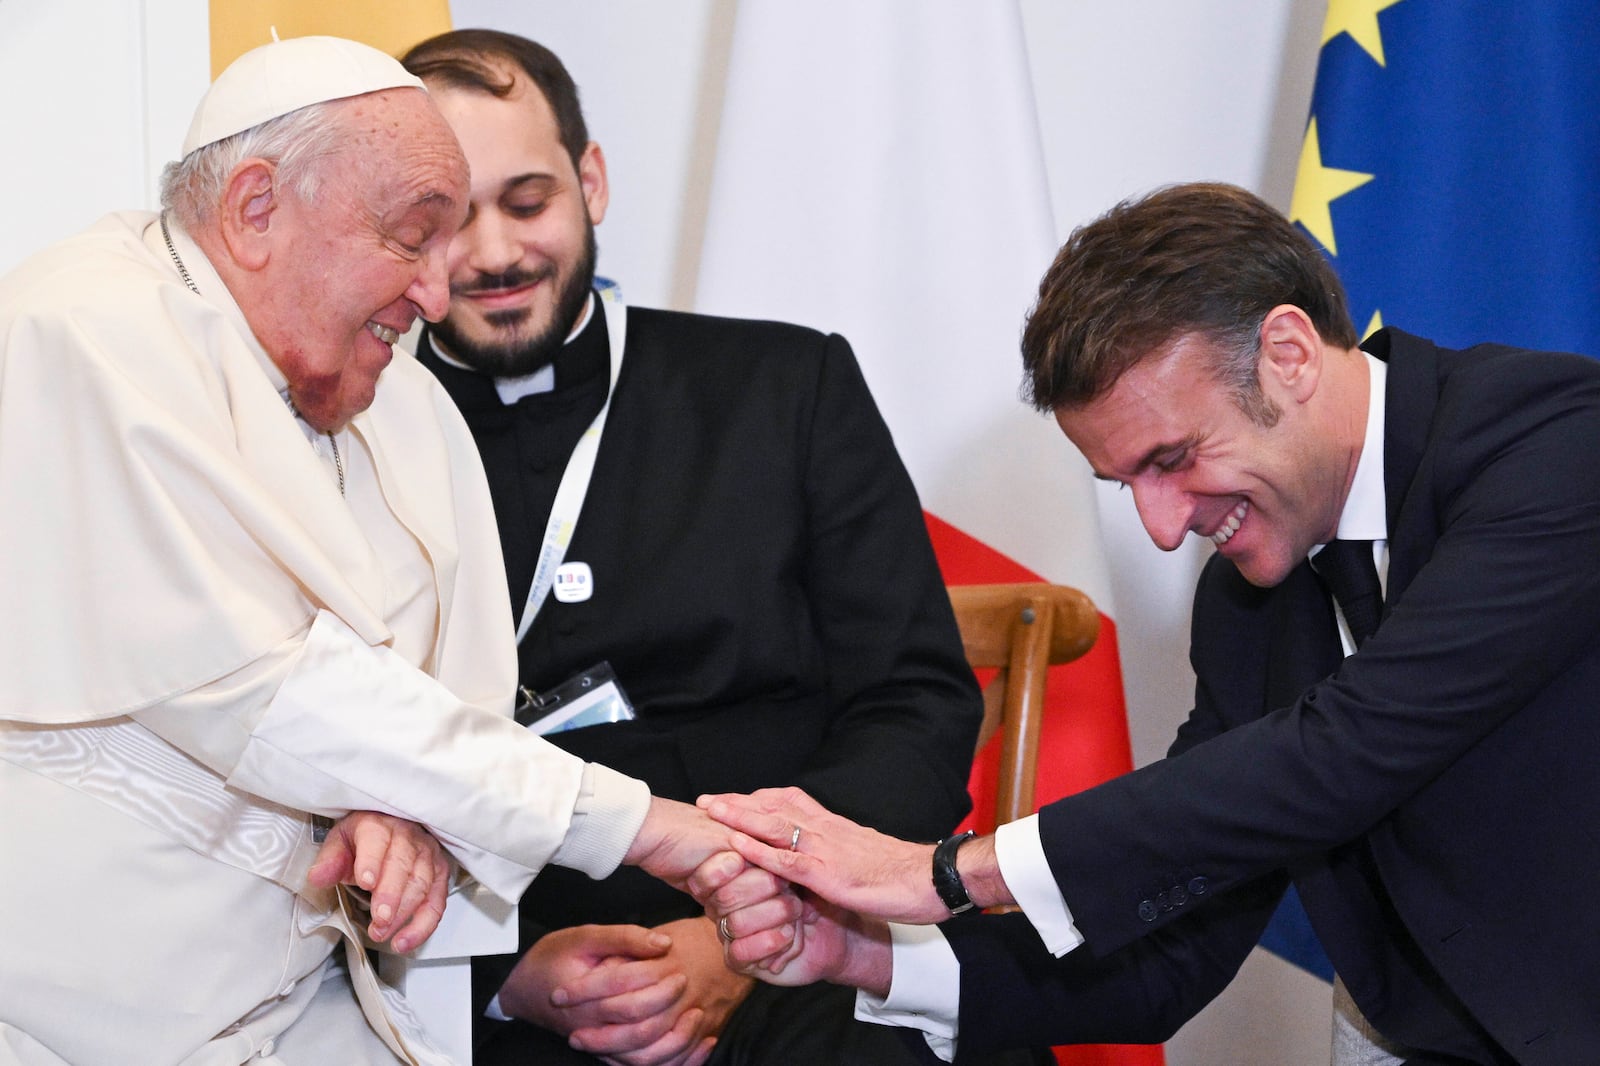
484;992;511;1022
854;922;961;1062
996;814;1084;956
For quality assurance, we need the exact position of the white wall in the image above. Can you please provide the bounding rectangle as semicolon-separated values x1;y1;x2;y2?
0;0;208;275
1;2;1332;1061
1022;1;1327;773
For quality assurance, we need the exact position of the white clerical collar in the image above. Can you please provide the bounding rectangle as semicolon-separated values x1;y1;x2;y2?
430;291;597;405
1332;351;1388;543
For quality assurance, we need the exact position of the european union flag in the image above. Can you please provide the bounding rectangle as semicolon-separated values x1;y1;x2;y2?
1292;0;1600;356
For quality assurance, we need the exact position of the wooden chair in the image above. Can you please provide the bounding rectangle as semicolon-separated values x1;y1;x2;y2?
947;583;1100;830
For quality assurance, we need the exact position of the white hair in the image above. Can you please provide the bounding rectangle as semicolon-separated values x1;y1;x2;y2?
159;99;351;230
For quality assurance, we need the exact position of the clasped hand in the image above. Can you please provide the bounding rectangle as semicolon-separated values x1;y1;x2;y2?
689;786;951;994
500;918;746;1066
307;809;453;953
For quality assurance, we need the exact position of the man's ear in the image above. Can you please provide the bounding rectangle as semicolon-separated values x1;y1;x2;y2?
577;141;610;227
1258;304;1323;403
216;159;280;271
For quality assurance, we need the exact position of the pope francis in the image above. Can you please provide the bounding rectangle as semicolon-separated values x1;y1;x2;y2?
0;35;769;1066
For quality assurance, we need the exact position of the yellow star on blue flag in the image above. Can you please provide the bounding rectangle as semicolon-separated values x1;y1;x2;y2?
1290;118;1373;255
1321;0;1405;66
1295;0;1600;357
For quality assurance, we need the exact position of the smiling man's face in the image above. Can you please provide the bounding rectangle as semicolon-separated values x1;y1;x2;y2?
250;88;468;430
425;67;608;377
1057;331;1350;588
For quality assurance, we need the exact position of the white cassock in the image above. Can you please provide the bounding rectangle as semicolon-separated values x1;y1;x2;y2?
0;213;649;1065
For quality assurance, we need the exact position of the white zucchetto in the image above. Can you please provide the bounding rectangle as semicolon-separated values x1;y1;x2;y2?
181;35;424;157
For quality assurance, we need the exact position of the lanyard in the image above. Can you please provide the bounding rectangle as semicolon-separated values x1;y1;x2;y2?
515;295;627;643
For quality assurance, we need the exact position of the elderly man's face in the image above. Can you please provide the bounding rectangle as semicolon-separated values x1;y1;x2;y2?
1056;333;1348;588
256;89;469;430
424;72;607;377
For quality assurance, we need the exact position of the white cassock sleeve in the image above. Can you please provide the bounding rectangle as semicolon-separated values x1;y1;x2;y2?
136;609;649;902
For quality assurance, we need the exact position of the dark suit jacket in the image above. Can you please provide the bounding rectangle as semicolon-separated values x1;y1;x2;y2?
418;305;981;1003
940;330;1600;1065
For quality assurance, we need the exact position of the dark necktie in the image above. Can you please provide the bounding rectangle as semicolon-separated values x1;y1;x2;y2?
1312;539;1383;649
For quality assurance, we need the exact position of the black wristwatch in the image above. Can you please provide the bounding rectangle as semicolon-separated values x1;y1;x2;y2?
932;830;977;915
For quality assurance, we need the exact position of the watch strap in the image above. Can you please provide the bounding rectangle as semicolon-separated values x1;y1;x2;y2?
932;830;977;915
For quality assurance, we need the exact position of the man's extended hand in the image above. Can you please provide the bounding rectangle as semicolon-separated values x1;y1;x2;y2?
699;786;1009;924
498;922;719;1066
307;810;451;952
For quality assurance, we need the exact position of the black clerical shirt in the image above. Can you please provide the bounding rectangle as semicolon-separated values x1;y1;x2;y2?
416;303;610;620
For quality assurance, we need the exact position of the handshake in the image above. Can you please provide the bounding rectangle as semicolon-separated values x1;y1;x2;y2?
635;787;1009;997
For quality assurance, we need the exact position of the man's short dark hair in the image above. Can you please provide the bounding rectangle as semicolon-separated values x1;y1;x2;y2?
402;28;589;169
1021;182;1359;420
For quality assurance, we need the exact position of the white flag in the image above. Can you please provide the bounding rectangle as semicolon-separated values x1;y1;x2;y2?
695;0;1112;611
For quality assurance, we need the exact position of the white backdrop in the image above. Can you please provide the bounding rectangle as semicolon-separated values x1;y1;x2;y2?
0;2;1332;1061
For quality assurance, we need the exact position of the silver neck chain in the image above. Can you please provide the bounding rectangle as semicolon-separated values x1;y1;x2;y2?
160;213;344;498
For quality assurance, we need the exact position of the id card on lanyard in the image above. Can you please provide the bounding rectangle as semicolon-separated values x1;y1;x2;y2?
515;294;627;643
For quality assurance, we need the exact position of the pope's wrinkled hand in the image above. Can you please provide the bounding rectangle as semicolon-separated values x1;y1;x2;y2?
307;810;453;952
621;796;810;977
624;796;749;894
